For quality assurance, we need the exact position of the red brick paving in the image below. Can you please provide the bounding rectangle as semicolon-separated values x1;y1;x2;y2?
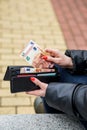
51;0;87;49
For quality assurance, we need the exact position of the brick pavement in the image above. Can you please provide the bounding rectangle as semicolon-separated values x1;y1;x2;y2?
51;0;87;49
0;0;66;114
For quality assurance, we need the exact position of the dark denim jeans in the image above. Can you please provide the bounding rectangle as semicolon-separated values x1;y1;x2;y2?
42;65;87;129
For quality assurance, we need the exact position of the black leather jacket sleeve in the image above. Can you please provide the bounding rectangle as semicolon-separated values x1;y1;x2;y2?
65;50;87;74
45;82;87;121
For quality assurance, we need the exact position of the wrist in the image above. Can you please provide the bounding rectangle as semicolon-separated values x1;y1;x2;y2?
41;84;48;97
67;57;73;68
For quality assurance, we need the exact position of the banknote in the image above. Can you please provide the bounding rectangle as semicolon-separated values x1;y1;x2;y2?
20;67;55;73
20;40;42;65
20;40;49;66
20;40;54;69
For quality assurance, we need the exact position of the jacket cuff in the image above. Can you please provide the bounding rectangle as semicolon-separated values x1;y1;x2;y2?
45;82;77;116
65;50;86;74
65;50;77;74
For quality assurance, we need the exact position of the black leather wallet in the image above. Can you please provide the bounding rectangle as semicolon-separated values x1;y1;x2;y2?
4;66;60;93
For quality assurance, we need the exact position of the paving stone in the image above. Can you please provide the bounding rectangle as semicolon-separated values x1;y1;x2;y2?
51;0;87;49
0;0;66;114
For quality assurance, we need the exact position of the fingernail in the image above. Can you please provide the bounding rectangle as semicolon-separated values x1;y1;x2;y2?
30;77;35;81
42;56;48;60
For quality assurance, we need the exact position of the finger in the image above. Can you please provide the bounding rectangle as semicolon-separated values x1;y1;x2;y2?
30;77;44;89
45;48;59;56
26;90;43;96
42;55;59;64
48;56;59;63
49;63;54;68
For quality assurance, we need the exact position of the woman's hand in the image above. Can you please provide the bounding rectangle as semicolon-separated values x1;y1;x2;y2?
32;53;53;69
42;49;73;68
26;77;48;97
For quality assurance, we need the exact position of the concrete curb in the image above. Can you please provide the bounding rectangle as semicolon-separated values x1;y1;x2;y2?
0;114;85;130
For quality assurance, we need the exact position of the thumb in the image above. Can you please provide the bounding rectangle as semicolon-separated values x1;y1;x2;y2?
45;49;59;57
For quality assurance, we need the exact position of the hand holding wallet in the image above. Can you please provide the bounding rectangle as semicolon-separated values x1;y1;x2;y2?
4;66;60;93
